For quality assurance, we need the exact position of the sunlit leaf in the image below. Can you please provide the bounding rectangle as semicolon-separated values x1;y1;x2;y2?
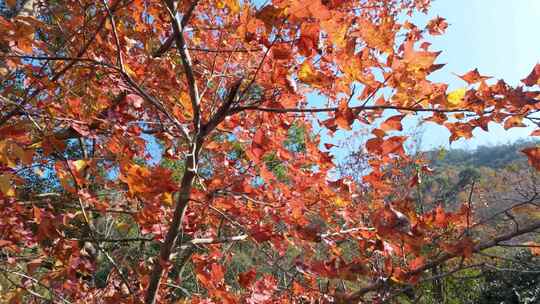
447;88;466;108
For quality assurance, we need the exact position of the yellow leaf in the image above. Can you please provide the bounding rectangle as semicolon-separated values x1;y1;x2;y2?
71;159;88;172
162;192;174;206
0;140;8;166
298;62;315;82
119;162;152;194
124;64;137;77
223;0;240;13
55;162;76;193
335;196;350;207
27;141;42;149
447;88;466;108
0;140;33;166
116;222;131;234
321;19;347;48
179;92;193;118
0;141;16;168
0;174;15;197
298;62;326;87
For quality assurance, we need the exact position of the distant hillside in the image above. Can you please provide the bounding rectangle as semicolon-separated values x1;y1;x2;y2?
427;139;539;169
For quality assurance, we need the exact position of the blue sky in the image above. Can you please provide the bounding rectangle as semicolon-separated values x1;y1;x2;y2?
317;0;540;159
415;0;540;150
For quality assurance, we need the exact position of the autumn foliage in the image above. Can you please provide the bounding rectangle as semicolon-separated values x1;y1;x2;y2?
0;0;539;303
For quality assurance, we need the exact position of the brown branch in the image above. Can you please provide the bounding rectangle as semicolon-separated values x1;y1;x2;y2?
200;78;243;137
153;34;175;58
496;243;540;248
483;263;540;274
144;2;206;303
0;0;125;127
101;0;125;71
346;220;540;302
236;104;486;114
25;91;127;147
153;41;262;57
74;237;153;243
73;234;248;247
188;47;262;53
120;72;190;139
382;263;485;303
163;0;201;133
320;227;376;239
143;148;200;304
144;47;243;304
0;55;119;70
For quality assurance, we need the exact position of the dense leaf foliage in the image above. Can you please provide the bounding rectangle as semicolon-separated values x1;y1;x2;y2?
1;0;540;303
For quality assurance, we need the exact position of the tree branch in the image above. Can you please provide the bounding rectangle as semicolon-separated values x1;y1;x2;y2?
0;0;125;127
179;234;249;249
346;220;540;302
143;150;200;304
236;104;487;114
163;0;201;133
120;72;190;139
200;78;242;137
143;56;243;304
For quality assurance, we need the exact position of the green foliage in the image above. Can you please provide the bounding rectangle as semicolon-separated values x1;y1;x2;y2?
476;251;540;304
263;152;288;181
161;157;185;183
406;140;540;303
285;123;307;153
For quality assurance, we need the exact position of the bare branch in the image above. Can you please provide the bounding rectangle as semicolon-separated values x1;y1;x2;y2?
346;220;540;302
0;54;120;70
200;78;243;137
121;72;190;139
163;0;202;133
0;268;72;304
236;104;490;114
101;0;125;71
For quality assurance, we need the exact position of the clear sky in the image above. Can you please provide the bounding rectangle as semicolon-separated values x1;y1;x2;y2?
416;0;540;150
316;0;540;159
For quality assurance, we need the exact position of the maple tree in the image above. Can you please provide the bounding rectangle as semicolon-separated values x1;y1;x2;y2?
340;140;540;302
1;0;540;303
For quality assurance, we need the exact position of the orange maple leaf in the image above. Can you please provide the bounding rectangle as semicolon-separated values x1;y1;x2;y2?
426;16;448;35
522;146;540;170
380;115;404;132
522;63;540;86
458;68;492;85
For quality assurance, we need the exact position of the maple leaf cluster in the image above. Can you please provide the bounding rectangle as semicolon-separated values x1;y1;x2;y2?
0;0;539;303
